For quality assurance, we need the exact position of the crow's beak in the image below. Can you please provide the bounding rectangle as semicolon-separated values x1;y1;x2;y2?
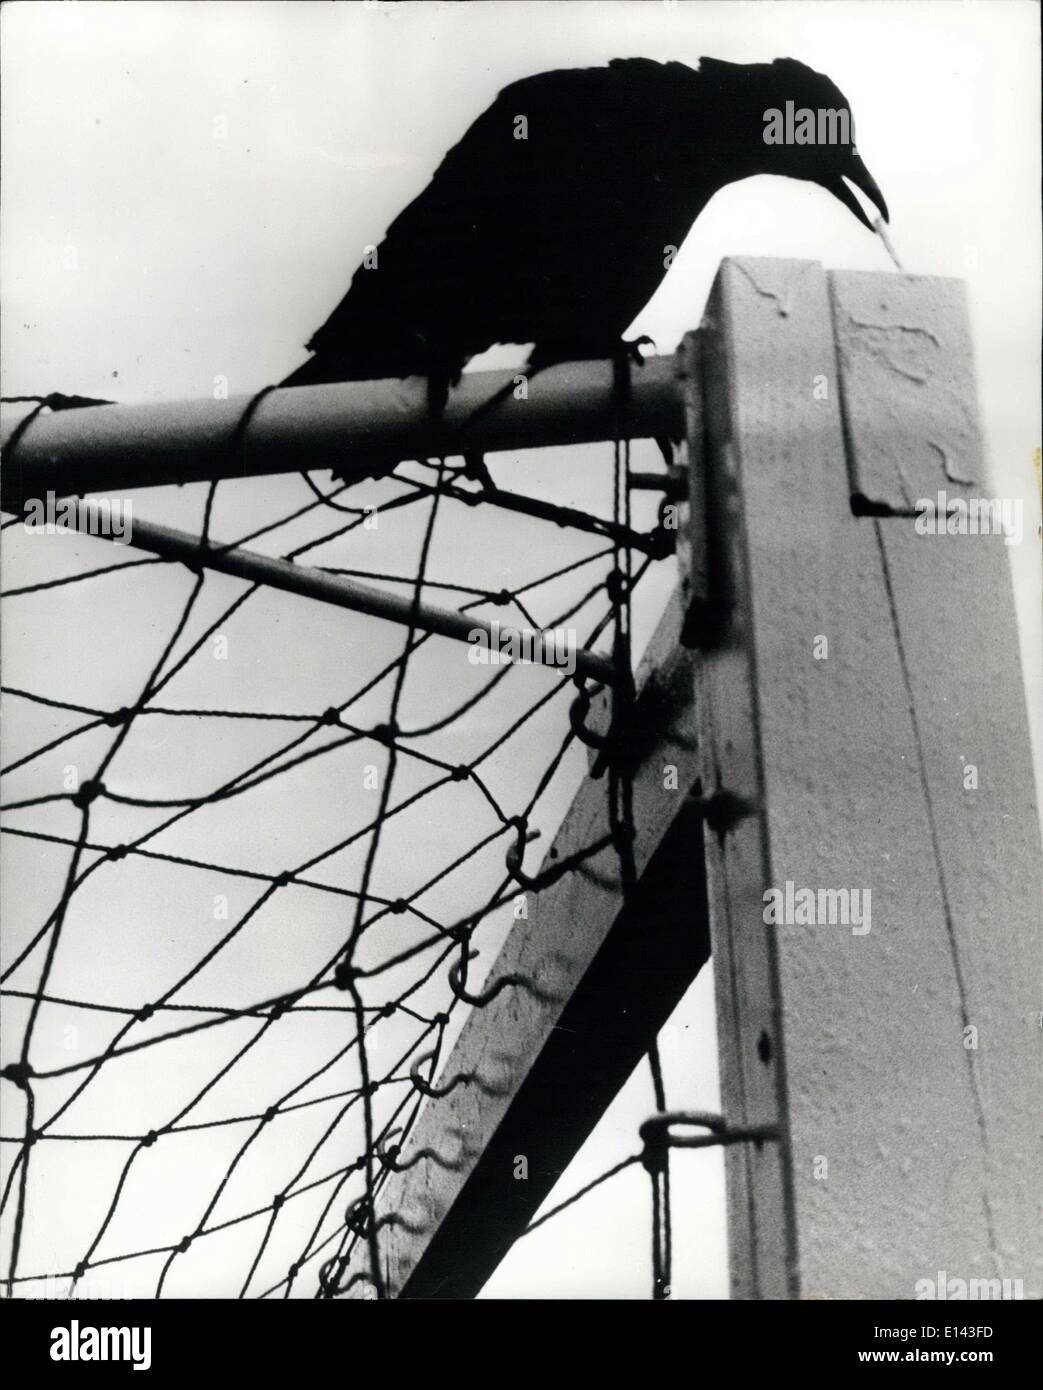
829;151;889;231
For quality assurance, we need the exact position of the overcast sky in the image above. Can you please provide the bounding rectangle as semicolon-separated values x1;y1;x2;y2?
1;1;1039;1300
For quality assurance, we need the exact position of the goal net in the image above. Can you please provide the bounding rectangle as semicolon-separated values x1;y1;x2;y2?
1;405;710;1299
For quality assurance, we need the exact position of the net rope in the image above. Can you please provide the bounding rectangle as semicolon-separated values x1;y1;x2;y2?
0;387;696;1300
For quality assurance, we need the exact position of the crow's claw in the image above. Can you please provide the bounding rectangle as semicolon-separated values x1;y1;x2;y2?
620;334;656;365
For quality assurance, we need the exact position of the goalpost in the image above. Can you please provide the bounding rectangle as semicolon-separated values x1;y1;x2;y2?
1;258;1039;1300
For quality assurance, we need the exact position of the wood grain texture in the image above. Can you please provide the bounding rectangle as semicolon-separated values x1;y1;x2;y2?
704;257;1040;1298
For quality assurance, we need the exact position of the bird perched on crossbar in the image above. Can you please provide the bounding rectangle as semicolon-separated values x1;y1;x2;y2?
282;56;888;395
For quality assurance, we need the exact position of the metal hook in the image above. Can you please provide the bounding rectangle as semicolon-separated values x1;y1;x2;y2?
320;1251;381;1298
377;1127;406;1171
569;682;610;752
409;1047;474;1099
504;819;569;893
448;947;529;1008
345;1193;418;1240
639;1110;779;1171
343;1195;373;1238
318;1259;379;1299
569;678;639;779
505;817;615;895
378;1127;462;1174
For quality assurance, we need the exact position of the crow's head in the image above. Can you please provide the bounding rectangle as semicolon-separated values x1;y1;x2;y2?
750;57;889;231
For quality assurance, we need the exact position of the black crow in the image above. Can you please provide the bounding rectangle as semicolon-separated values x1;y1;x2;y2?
282;56;888;390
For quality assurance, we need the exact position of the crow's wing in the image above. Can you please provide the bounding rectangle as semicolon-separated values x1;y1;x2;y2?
291;60;712;383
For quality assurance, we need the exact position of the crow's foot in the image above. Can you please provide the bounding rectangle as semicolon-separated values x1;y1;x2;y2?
617;334;656;366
